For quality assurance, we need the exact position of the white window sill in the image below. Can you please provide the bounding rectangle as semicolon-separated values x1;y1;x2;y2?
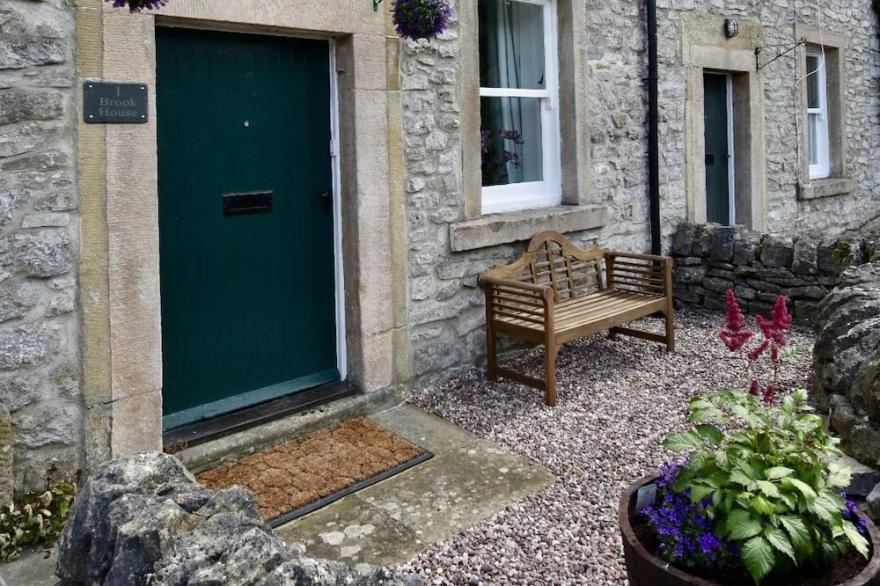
798;177;855;200
449;204;607;252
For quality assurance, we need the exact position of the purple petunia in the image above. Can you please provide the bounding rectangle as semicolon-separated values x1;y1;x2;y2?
109;0;169;11
392;0;453;41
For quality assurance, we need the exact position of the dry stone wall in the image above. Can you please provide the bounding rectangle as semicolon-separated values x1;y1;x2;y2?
670;222;878;322
403;0;880;386
0;0;81;493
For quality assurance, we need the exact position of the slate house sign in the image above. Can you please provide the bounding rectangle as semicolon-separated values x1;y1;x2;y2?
84;82;148;123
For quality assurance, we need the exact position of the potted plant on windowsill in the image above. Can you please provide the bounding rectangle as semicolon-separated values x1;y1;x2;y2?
618;292;880;585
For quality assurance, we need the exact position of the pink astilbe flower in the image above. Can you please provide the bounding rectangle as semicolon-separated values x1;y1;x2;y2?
720;289;792;405
762;383;776;404
756;295;793;345
748;380;760;397
719;289;753;351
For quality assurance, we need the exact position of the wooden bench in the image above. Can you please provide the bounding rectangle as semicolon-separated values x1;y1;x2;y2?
479;230;674;406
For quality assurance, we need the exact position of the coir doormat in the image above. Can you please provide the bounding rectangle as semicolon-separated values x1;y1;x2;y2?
196;417;432;527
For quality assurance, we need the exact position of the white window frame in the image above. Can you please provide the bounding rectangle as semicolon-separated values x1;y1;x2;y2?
806;46;831;180
479;0;561;215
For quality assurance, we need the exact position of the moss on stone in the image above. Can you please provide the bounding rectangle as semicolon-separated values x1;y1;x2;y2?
832;240;853;263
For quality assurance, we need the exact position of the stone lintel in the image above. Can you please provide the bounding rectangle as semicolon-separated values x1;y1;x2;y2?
798;177;855;200
449;205;607;252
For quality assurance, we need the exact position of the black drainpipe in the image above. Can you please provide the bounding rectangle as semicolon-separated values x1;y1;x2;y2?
646;0;661;255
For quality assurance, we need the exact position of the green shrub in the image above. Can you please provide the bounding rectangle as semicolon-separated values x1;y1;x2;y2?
663;389;867;584
0;482;76;561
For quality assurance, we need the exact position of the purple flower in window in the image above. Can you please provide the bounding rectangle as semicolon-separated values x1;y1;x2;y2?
108;0;168;11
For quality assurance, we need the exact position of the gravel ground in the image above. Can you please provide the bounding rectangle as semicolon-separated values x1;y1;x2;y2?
398;308;814;586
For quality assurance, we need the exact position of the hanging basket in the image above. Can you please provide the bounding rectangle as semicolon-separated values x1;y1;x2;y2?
107;0;169;11
392;0;453;41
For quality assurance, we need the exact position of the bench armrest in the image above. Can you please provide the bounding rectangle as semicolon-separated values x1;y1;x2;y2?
480;275;554;329
604;251;673;298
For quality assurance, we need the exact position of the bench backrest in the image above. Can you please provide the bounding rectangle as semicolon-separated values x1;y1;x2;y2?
518;231;605;302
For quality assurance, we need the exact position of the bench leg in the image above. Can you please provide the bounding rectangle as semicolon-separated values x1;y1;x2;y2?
486;320;499;382
544;339;558;407
664;308;675;352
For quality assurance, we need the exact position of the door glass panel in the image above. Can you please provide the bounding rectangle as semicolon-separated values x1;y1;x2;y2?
806;55;820;109
478;0;546;89
481;96;543;186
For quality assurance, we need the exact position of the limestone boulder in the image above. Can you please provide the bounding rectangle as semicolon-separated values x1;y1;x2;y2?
813;262;880;466
56;452;421;586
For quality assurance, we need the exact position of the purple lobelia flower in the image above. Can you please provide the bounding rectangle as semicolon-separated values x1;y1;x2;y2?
644;461;737;572
842;495;868;535
392;0;453;41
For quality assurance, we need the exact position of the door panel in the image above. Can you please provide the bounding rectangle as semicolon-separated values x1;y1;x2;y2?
157;28;337;427
703;73;731;225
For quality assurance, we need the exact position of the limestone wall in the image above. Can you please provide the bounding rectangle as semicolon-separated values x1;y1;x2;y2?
0;0;81;492
403;0;880;386
670;223;878;323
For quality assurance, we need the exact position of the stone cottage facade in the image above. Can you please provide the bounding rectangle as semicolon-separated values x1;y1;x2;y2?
0;0;877;493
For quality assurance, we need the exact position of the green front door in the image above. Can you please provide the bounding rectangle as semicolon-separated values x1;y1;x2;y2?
157;28;338;428
703;73;731;225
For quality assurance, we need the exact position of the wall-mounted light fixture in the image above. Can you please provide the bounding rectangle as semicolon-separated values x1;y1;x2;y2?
724;18;740;39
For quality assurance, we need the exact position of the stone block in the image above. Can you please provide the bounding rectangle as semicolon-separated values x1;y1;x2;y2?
0;322;61;370
702;276;733;293
792;237;819;275
13;229;71;277
709;226;736;262
850;424;880;468
732;229;760;266
832;453;880;498
674;265;707;284
792;300;821;323
674;256;703;267
0;282;36;323
760;235;794;269
786;285;827;300
673;287;701;304
830;394;858;440
0;89;63;125
818;239;865;275
671;223;698;256
734;285;756;300
694;224;714;257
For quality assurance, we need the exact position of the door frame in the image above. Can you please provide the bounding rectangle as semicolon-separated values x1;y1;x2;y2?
77;5;403;459
156;27;348;428
328;39;347;381
683;30;767;230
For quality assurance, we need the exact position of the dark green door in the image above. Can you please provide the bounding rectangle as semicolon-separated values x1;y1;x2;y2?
703;73;731;225
157;28;338;428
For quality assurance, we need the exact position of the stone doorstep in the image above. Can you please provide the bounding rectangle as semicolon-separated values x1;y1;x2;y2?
275;405;556;566
175;387;402;474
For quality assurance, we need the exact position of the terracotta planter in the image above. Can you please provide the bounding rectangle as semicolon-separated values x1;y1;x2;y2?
619;475;880;586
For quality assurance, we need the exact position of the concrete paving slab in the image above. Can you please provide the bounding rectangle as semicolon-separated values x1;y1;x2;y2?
275;493;426;566
358;443;552;544
277;405;554;565
369;404;474;456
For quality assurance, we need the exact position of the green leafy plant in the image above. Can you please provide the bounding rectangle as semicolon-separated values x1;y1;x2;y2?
663;389;868;584
0;482;76;561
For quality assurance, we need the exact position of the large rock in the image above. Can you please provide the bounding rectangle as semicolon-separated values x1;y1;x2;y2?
56;453;421;586
813;262;880;466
